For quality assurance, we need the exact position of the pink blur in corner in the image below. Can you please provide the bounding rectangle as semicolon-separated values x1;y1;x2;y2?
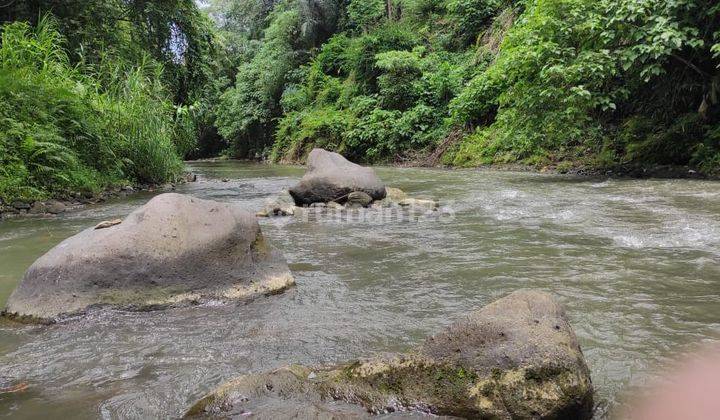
626;345;720;420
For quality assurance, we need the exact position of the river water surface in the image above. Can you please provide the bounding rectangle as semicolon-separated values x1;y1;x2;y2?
1;162;719;419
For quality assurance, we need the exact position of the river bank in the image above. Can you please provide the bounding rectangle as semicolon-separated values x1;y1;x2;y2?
0;185;160;220
391;153;716;180
0;173;197;220
495;162;712;180
199;154;717;179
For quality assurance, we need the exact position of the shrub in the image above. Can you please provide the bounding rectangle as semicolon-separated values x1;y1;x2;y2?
0;18;183;202
416;51;472;108
272;107;355;161
315;34;352;76
93;59;184;183
345;103;444;160
375;49;422;110
344;23;421;91
450;0;719;167
404;0;449;21
447;0;503;46
348;0;387;32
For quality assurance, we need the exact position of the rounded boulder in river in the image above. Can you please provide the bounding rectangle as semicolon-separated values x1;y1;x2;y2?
2;193;294;322
289;148;387;205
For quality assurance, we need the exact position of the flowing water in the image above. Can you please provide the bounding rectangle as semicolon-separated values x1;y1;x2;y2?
1;162;719;419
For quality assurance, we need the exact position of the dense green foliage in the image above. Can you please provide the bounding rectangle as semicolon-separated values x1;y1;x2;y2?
0;19;189;202
449;0;720;170
211;0;720;172
1;0;220;105
0;1;222;202
210;0;342;157
2;0;720;205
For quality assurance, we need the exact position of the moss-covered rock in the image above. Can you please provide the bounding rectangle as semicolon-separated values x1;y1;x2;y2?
260;190;297;217
384;187;408;202
347;191;374;207
186;290;593;419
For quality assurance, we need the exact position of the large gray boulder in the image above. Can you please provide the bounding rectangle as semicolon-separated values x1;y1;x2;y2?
186;290;593;419
289;148;386;205
3;193;294;322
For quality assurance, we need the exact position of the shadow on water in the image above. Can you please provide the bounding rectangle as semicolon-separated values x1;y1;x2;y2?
1;161;719;418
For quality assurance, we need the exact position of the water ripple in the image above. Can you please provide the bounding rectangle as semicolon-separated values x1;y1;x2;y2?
1;163;719;418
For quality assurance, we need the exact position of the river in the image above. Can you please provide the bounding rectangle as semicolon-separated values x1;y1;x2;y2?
1;161;719;419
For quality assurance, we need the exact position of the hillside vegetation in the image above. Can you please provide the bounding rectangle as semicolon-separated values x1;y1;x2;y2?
1;0;719;202
212;0;720;172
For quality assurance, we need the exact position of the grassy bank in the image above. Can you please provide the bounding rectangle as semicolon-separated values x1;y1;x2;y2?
0;18;196;205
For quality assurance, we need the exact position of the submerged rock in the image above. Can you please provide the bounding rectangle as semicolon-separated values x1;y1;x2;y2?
385;187;408;202
3;193;294;321
376;187;408;208
28;201;47;214
46;200;66;214
346;191;373;208
186;290;593;419
289;148;386;205
261;190;297;217
399;198;438;211
377;187;440;211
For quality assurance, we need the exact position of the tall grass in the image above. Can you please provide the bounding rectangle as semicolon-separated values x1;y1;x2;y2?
0;17;188;203
92;57;184;184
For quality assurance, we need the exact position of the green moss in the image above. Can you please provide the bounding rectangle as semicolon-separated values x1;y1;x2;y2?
250;232;270;257
0;311;51;325
323;358;484;417
185;394;218;417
